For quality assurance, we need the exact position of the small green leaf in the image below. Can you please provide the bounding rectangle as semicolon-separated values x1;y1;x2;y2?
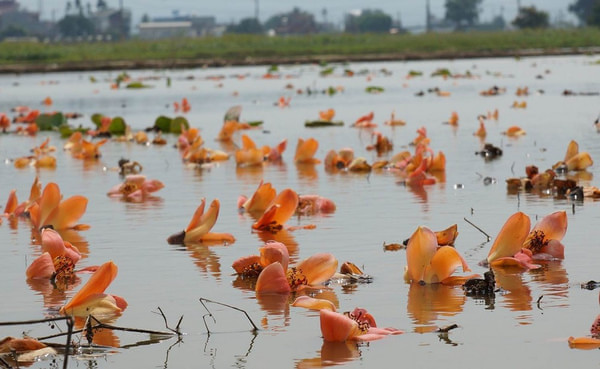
247;120;263;127
35;112;66;131
154;115;172;132
91;113;105;127
305;120;344;127
365;86;384;94
170;116;189;134
109;117;127;135
126;81;151;89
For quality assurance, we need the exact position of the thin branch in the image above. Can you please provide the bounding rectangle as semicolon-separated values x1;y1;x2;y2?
63;316;73;369
436;323;459;333
199;298;259;333
463;217;491;242
153;307;183;336
536;295;544;310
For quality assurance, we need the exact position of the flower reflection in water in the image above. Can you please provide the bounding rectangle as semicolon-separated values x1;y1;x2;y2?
407;283;465;333
493;268;532;324
295;341;360;368
181;241;224;280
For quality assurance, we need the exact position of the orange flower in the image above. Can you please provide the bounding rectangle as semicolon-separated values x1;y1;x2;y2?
167;198;235;244
252;189;299;231
60;261;127;317
319;109;335;121
562;140;593;171
28;182;88;230
405;226;473;284
486;212;538;269
319;308;402;342
107;174;164;201
238;180;276;215
294;138;320;164
522;211;567;260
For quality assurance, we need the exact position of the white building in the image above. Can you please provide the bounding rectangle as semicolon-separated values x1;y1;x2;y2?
138;21;196;39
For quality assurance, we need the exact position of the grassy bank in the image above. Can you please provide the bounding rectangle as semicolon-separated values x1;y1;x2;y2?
1;28;600;72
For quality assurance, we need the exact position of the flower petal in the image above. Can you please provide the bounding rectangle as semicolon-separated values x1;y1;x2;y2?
232;255;261;274
244;181;276;214
185;199;220;242
185;198;205;232
487;212;531;264
26;253;55;279
61;261;118;315
255;262;291;294
568;336;600;350
38;183;61;227
259;241;289;270
296;253;337;285
292;296;336;311
528;211;567;244
295;138;319;163
426;246;470;283
45;195;88;230
320;309;358;342
406;226;438;283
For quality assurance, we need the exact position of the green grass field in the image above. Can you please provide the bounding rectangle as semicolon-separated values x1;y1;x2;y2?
1;28;599;69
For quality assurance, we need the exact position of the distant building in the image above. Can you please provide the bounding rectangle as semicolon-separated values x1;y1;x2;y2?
138;21;196;39
90;5;132;39
0;0;52;39
153;13;217;36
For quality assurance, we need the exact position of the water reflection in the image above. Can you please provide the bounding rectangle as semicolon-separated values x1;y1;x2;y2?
182;242;224;280
256;293;291;330
529;261;569;307
296;163;318;183
27;277;81;312
236;165;264;183
493;267;532;324
295;341;360;368
407;283;465;333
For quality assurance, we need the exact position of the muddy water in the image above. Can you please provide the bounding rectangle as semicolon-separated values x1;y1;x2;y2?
1;55;599;368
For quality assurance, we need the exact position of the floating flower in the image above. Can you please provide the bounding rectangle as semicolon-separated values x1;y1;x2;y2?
560;140;593;171
257;253;338;293
319;108;335;121
252;189;299;231
384;110;406;126
238;180;276;215
474;119;486;138
26;228;84;280
107;174;164;201
167;198;235;244
486;212;538;269
502;126;526;136
319;308;402;342
351;111;376;128
522;211;567;260
295;138;320;164
405;226;473;284
447;111;459;126
296;194;336;215
60;261;127;317
28;182;88;231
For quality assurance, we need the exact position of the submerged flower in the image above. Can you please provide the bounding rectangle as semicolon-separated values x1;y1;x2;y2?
107;174;164;201
167;198;235;244
60;261;127;317
26;228;82;279
405;226;473;284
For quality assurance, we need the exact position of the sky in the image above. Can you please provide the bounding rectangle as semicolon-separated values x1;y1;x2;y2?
20;0;577;28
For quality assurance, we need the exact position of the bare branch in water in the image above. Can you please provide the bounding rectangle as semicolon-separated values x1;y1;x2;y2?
536;295;544;310
199;297;259;333
436;324;459;333
463;217;491;242
153;307;184;336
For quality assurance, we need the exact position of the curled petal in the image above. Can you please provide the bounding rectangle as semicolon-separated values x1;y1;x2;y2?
295;138;319;163
426;246;470;283
45;196;88;230
490;250;540;270
0;337;47;354
292;296;336;311
435;224;458;246
566;152;593;171
255;262;291;294
320;309;359;342
564;140;579;162
200;232;235;244
61;293;124;317
252;189;298;230
534;239;565;260
38;183;61;227
527;211;567;245
61;261;118;315
3;189;18;215
142;179;165;194
26;253;55;279
185;199;220;242
244;181;276;214
259;241;289;270
568;336;600;350
296;253;338;285
185;198;205;232
406;226;438;283
232;255;261;274
487;212;531;264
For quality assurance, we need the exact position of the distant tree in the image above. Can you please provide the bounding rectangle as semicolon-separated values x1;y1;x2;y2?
97;0;108;10
141;13;150;23
226;18;263;34
444;0;483;30
264;7;317;34
57;14;95;37
345;9;392;33
512;6;549;29
0;25;27;40
568;0;600;26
